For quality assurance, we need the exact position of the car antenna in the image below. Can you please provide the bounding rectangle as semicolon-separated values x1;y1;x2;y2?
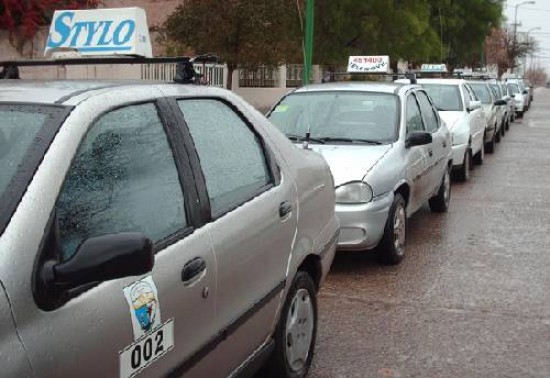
405;72;417;84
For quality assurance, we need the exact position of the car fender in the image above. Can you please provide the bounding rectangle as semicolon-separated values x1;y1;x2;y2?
0;279;33;377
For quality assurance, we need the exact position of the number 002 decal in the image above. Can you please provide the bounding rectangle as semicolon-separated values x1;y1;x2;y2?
120;319;174;378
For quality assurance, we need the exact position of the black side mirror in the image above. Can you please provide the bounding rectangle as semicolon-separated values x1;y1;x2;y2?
494;99;507;106
405;131;432;148
46;233;154;291
523;89;529;95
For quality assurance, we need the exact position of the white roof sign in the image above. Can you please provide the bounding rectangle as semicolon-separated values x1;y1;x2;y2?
45;8;152;57
421;64;448;73
347;56;390;73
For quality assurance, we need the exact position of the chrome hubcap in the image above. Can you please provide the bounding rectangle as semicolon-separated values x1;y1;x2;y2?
393;205;406;256
285;288;314;372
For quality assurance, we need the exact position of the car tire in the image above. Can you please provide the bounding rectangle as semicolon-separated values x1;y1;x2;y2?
495;124;502;143
486;131;496;154
429;166;451;213
454;149;471;182
473;140;485;165
505;118;510;131
264;271;317;378
501;122;506;137
517;111;524;119
378;193;407;265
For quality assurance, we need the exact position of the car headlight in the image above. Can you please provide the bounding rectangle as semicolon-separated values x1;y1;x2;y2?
335;181;373;204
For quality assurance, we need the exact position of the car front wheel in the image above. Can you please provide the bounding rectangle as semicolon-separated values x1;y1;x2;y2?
429;166;451;213
378;193;407;265
454;149;471;182
486;131;496;153
474;140;485;165
264;271;317;378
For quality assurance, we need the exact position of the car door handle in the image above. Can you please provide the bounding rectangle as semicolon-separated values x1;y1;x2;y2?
428;148;433;157
181;257;206;284
279;201;293;218
442;141;447;148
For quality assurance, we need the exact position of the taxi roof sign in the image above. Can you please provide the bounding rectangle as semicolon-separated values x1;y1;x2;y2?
420;64;448;73
347;56;390;73
45;8;153;58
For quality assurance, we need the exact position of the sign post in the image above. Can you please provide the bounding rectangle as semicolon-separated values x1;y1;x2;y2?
303;0;314;85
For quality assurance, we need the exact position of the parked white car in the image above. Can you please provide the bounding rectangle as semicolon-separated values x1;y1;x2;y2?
506;79;528;118
396;78;486;181
468;81;507;153
268;82;452;265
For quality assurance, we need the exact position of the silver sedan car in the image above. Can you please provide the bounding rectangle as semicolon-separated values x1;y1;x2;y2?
268;82;452;265
0;80;339;377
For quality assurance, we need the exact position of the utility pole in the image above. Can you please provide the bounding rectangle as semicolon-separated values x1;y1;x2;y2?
303;0;314;85
513;1;535;74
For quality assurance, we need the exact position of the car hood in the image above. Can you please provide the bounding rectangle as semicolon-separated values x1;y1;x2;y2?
438;111;463;130
307;144;392;186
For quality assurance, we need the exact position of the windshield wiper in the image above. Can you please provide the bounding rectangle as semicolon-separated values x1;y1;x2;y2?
318;137;383;145
285;133;326;144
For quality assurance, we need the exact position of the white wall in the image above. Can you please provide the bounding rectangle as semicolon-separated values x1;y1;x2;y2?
233;88;293;113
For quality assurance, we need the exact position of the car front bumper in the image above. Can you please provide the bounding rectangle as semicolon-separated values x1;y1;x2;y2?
336;191;393;251
451;142;469;168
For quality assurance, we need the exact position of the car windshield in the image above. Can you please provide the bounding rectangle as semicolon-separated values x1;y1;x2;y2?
507;84;520;95
268;91;399;144
421;84;463;111
469;83;492;104
0;104;67;235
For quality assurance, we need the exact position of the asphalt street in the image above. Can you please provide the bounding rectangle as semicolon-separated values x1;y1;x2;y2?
309;88;550;378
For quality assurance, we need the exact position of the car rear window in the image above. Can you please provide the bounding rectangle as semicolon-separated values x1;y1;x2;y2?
0;104;69;236
268;91;399;144
421;84;463;111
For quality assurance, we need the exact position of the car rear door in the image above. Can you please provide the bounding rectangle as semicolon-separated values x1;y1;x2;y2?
7;98;218;378
463;84;485;153
404;92;433;212
174;98;297;376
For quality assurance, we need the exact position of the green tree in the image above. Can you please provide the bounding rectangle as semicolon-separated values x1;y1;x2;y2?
164;0;302;89
429;0;503;68
314;0;442;69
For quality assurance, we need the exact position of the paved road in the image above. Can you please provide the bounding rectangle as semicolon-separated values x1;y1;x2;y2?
310;89;550;378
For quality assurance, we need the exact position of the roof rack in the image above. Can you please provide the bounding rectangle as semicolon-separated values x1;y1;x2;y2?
0;54;219;84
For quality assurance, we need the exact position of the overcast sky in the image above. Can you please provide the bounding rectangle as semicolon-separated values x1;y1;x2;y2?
504;0;550;73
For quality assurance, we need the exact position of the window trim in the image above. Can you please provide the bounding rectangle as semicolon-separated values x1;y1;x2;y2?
405;92;427;134
0;103;73;238
415;90;441;133
33;99;198;311
171;96;278;222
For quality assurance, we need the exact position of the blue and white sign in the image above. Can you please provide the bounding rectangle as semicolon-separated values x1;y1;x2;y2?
45;8;153;57
420;64;448;73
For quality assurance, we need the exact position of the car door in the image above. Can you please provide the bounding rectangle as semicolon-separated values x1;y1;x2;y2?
12;100;217;378
463;83;485;154
404;92;433;212
174;98;298;376
415;90;449;196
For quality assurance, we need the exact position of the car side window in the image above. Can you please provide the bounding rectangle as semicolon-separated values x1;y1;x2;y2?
406;94;425;133
178;99;273;217
462;85;473;104
416;91;440;133
56;103;187;261
464;84;478;101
